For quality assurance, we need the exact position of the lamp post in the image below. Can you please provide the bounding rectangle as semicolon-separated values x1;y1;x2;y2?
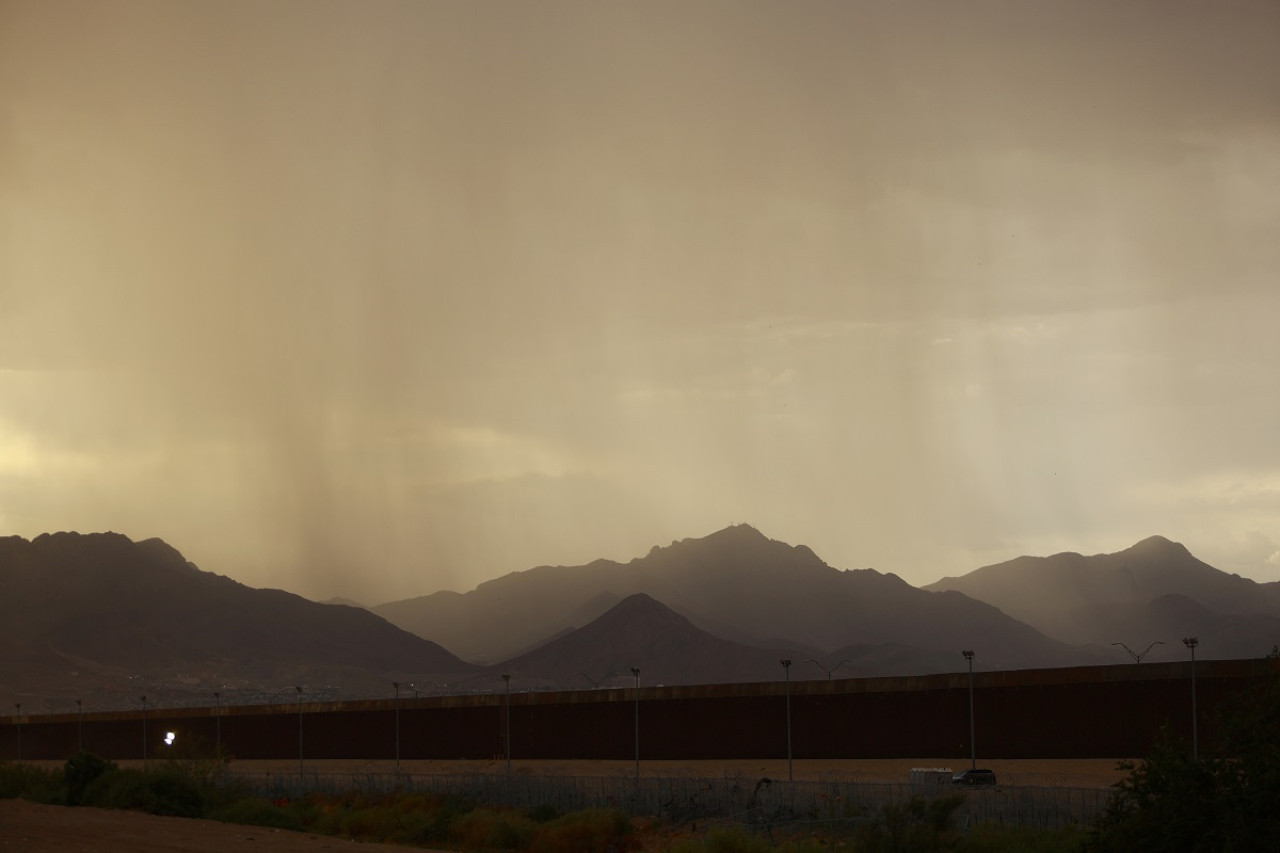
213;692;221;752
803;658;853;680
295;686;303;776
1112;641;1165;663
140;696;148;769
13;703;20;761
502;675;511;772
1183;637;1199;759
630;667;641;782
962;651;976;770
781;659;793;782
76;699;83;752
392;682;401;773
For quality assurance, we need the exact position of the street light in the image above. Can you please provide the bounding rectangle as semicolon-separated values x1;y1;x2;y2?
213;692;221;752
803;658;853;680
962;651;976;771
1112;641;1165;663
630;667;641;782
781;659;793;782
1183;637;1199;759
392;682;401;773
295;686;303;775
140;696;148;769
76;699;83;753
13;703;20;761
502;675;511;772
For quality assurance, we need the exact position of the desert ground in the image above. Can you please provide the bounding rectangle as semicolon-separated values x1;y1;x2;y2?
0;798;434;852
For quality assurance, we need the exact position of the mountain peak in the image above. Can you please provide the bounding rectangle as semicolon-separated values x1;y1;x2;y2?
643;524;824;567
1125;535;1189;557
702;523;771;545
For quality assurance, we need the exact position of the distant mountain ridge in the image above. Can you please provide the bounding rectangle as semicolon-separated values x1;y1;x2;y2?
375;524;1100;672
8;526;1275;706
492;593;818;688
0;531;478;707
925;535;1280;660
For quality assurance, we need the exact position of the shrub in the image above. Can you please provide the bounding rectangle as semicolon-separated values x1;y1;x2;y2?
853;793;966;853
211;797;303;831
63;752;116;806
0;761;64;803
957;824;1086;853
529;807;636;853
528;802;560;823
1087;658;1280;852
452;807;536;850
703;825;775;853
83;767;206;818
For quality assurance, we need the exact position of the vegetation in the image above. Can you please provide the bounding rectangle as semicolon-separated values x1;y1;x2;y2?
0;750;1089;852
1086;654;1280;852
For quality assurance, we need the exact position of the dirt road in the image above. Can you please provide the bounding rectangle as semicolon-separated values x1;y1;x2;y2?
0;799;431;853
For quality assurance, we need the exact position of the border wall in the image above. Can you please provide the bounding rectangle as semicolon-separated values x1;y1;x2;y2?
3;659;1274;763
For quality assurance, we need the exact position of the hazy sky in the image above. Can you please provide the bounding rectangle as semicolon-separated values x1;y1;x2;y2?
3;0;1279;603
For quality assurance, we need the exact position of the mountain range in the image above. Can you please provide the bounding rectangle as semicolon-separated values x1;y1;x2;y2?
925;535;1280;662
372;524;1091;670
3;526;1277;708
0;532;477;708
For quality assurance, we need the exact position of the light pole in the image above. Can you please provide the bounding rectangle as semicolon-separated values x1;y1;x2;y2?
502;674;511;772
392;682;401;773
76;699;83;752
1183;637;1199;759
13;703;20;761
803;658;853;680
213;692;221;752
630;667;641;782
1112;641;1165;663
295;686;303;776
781;659;793;782
962;650;976;770
140;696;148;769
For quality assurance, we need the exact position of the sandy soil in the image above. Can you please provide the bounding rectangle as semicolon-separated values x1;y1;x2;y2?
0;798;433;853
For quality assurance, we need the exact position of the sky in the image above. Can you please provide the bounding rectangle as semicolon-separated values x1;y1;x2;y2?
2;0;1279;604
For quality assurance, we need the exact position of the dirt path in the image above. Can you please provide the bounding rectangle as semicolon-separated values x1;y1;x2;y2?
0;799;433;853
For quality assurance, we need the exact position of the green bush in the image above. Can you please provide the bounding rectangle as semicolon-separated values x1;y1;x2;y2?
453;806;537;850
528;802;560;823
82;767;206;818
211;797;303;831
853;794;966;853
667;826;832;853
957;824;1086;853
529;807;636;853
703;825;775;853
0;761;64;803
63;752;116;806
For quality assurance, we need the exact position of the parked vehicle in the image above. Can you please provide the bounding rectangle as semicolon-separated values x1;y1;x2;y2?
952;768;998;786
